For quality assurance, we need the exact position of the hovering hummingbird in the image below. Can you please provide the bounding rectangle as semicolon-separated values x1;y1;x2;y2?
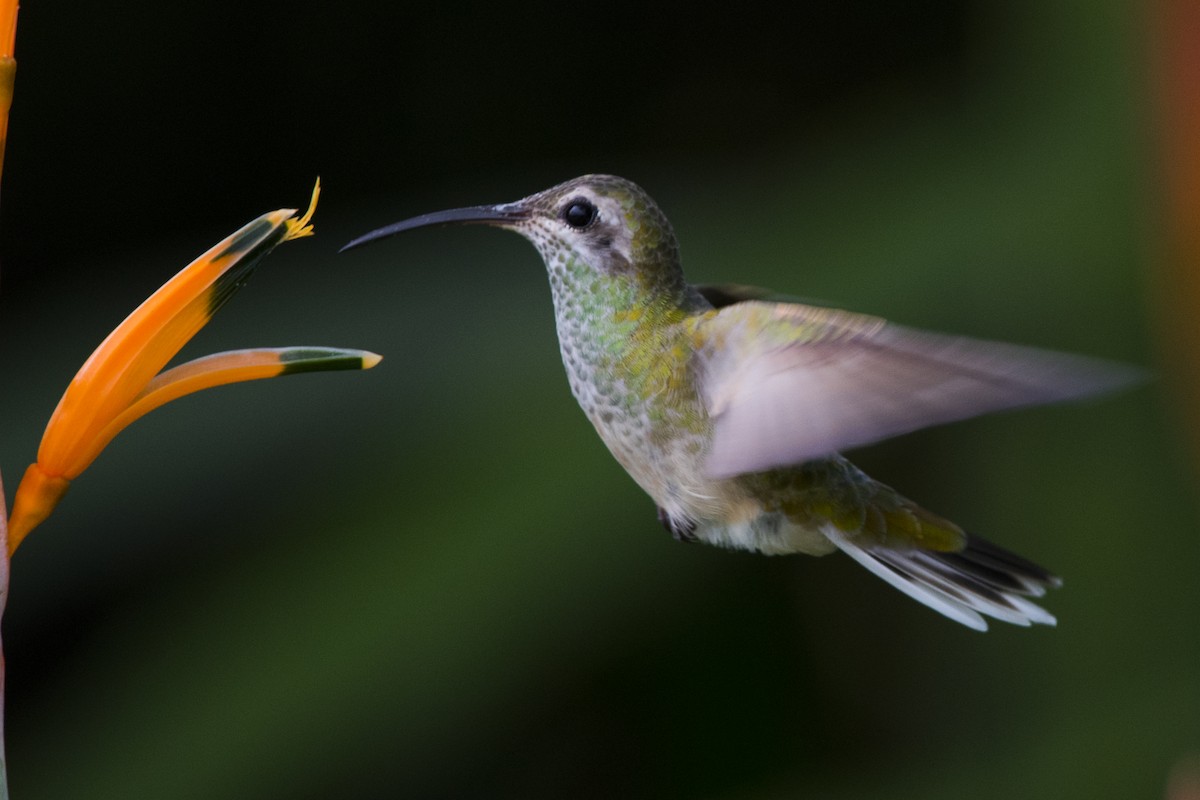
343;174;1137;631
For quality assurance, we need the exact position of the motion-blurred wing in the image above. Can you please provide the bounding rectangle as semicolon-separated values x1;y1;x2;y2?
697;301;1140;479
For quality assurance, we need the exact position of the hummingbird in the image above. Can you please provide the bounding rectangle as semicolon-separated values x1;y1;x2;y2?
343;174;1137;631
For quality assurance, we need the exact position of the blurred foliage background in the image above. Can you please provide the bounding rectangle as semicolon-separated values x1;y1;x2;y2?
0;1;1194;798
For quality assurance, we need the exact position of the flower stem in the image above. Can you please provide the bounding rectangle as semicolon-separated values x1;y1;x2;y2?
0;468;10;799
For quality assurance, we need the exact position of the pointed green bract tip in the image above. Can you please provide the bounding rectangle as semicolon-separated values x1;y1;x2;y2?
278;347;382;374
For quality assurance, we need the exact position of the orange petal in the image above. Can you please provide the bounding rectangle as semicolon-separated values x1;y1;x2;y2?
68;346;381;478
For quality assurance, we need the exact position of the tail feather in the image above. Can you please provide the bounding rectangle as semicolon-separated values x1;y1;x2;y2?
825;527;1060;631
944;535;1063;596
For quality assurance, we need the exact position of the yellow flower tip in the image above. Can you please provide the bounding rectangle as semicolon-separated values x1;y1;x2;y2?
362;352;383;369
282;178;320;242
7;463;71;555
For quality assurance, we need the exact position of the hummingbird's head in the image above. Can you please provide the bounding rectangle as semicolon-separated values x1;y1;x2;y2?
342;175;683;288
512;175;680;278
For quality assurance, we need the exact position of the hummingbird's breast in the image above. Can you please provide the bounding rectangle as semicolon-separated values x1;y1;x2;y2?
546;268;736;527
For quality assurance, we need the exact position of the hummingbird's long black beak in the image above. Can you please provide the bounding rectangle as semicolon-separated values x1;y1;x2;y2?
340;204;529;253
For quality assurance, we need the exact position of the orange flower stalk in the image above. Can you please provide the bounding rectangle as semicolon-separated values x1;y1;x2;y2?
6;182;381;553
0;0;18;181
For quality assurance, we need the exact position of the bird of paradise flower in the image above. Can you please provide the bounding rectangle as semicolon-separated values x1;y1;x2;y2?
6;181;380;552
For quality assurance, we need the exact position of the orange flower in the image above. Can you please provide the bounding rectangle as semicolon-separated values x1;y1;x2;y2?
6;182;380;553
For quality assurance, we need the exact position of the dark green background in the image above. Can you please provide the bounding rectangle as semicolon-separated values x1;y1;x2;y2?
0;1;1193;798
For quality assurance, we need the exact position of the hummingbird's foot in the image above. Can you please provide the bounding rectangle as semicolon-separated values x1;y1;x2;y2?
657;506;698;543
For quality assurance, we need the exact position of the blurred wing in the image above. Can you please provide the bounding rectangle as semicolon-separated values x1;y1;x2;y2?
697;301;1142;478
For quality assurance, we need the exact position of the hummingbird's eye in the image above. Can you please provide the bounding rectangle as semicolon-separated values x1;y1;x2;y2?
562;199;598;229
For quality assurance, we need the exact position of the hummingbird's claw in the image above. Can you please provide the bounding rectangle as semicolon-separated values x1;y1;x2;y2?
658;506;698;543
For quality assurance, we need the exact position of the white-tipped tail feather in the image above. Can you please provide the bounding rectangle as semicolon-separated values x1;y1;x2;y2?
824;527;1061;631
